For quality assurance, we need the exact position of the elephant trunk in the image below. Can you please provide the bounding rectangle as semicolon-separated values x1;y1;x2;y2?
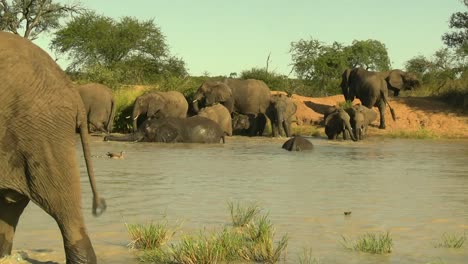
106;98;116;133
192;93;203;114
276;111;285;137
345;120;357;142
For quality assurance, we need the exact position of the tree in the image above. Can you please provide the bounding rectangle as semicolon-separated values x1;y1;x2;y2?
289;38;390;96
345;39;391;71
0;0;82;40
442;0;468;54
50;11;187;84
404;55;432;78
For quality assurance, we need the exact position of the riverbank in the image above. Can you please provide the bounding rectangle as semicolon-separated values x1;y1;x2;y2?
289;94;468;139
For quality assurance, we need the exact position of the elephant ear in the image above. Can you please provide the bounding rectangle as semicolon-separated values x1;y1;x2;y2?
386;70;404;90
147;94;165;117
212;83;232;102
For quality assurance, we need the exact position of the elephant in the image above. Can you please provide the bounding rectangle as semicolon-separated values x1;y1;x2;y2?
192;78;271;136
0;32;106;263
340;67;396;129
77;83;116;133
232;113;266;136
378;69;420;96
132;91;188;132
282;135;313;151
104;116;225;143
266;94;297;137
197;104;233;136
345;104;378;140
324;108;357;141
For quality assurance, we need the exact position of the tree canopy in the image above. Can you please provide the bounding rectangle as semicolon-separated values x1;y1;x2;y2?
0;0;82;40
50;11;187;85
289;38;390;95
442;0;468;54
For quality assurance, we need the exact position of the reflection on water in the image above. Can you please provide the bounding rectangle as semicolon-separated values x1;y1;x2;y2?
14;136;468;263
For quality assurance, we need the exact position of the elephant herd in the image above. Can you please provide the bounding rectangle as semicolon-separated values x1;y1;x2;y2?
82;78;299;143
0;32;421;264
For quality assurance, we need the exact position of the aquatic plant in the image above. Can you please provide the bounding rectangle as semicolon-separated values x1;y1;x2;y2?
228;201;261;228
434;232;466;248
341;232;393;254
126;219;179;250
298;247;321;264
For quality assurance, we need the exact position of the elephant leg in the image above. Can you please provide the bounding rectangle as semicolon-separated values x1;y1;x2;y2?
28;148;97;263
0;192;29;257
282;121;291;137
377;100;386;129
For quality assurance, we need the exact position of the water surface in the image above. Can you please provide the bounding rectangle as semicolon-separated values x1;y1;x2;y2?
14;136;468;263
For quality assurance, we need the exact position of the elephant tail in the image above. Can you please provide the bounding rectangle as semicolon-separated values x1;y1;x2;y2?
106;97;116;133
78;108;107;217
380;90;396;121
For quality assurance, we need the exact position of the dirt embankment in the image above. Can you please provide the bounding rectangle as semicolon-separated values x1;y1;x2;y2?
287;93;468;139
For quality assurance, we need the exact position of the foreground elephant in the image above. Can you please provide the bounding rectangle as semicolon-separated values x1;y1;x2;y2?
192;78;271;135
105;116;225;143
282;136;313;151
324;108;357;141
197;104;233;136
266;94;297;137
0;32;106;263
132;91;188;131
340;67;396;129
346;104;378;140
77;83;116;133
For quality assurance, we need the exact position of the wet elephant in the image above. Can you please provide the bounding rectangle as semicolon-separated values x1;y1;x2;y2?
192;78;271;136
105;116;225;143
0;32;106;264
77;83;116;133
132;91;188;131
345;104;378;140
197;104;233;136
282;135;313;151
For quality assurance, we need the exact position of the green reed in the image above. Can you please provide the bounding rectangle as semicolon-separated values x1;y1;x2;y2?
341;232;393;254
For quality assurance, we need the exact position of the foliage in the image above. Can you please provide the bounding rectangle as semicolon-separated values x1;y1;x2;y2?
126;220;179;250
128;202;289;264
298;248;321;264
442;0;468;55
0;0;82;40
228;201;261;228
51;11;187;85
240;67;291;92
341;232;393;254
289;38;390;96
433;232;466;248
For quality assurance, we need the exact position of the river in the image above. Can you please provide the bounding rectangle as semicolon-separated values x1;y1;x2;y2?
13;136;468;263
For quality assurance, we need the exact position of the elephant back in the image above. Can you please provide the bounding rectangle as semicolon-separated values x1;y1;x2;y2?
224;79;271;115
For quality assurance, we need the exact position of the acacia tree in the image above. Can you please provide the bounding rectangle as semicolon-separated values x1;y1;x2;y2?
442;0;468;54
0;0;82;40
51;11;187;84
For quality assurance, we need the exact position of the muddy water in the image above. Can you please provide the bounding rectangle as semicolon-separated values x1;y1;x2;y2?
12;136;468;264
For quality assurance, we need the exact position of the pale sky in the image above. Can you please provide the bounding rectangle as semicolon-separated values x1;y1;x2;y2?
35;0;466;77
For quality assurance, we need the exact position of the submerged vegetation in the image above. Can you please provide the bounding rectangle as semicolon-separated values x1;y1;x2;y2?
433;232;466;248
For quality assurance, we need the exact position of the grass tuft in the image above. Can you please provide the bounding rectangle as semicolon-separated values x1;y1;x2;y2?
298;247;321;264
126;219;179;250
341;232;393;254
228;201;261;228
434;232;466;248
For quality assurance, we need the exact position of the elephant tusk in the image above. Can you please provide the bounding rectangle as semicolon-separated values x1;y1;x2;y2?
192;99;198;103
125;116;131;119
133;115;139;120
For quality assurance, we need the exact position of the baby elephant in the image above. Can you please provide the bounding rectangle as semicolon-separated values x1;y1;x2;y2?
282;135;313;151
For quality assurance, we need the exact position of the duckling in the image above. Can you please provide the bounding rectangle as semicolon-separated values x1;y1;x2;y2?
107;151;124;159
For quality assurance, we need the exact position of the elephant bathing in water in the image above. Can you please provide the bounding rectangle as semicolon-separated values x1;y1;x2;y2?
77;82;116;133
132;91;188;131
282;136;313;151
105;116;225;143
345;104;378;140
192;78;271;136
197;104;233;136
0;32;106;264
